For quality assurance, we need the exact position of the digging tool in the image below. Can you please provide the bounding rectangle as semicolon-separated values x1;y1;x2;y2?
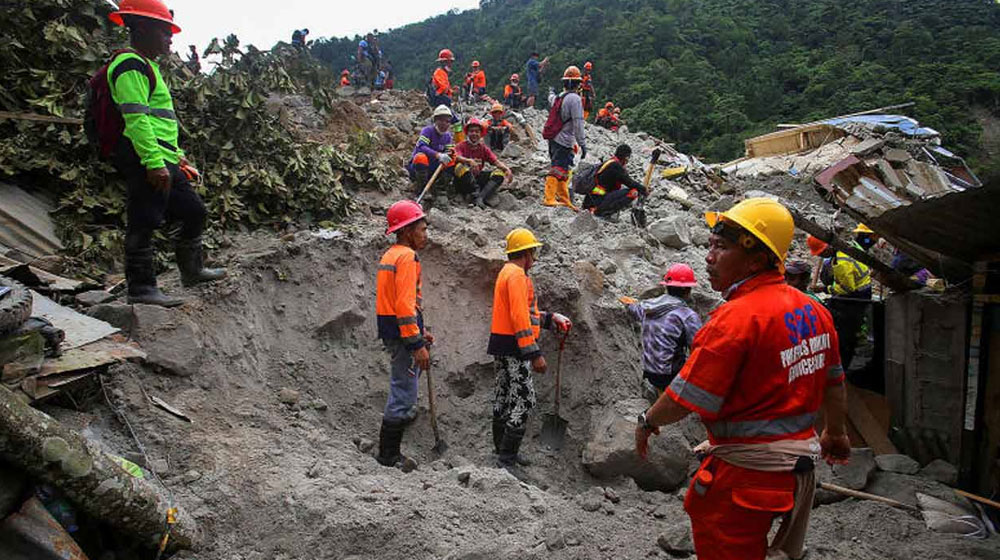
540;331;570;450
424;364;448;455
415;163;446;205
818;482;918;512
631;148;663;229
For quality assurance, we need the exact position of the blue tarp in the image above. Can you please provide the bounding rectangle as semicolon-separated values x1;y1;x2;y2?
824;114;939;138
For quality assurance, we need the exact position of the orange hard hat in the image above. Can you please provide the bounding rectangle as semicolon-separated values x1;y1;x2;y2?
807;235;829;256
386;200;426;235
510;73;519;81
562;65;582;80
584;61;593;70
437;49;455;62
490;102;504;114
660;263;697;287
109;0;181;34
471;60;480;67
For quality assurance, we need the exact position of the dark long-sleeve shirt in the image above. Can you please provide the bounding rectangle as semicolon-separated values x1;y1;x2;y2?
593;158;643;195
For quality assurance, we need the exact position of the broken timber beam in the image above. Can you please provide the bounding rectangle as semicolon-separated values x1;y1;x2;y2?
789;209;919;292
0;384;199;551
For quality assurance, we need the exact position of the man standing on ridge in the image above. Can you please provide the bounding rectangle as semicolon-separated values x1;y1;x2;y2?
407;105;455;206
429;49;456;108
489;228;572;469
524;52;548;108
581;61;595;120
543;65;587;210
103;0;226;307
635;198;850;560
466;60;487;98
375;200;433;472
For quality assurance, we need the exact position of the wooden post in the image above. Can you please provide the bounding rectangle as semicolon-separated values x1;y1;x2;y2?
0;384;198;551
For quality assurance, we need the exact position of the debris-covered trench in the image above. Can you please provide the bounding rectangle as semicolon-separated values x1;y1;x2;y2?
7;90;1000;559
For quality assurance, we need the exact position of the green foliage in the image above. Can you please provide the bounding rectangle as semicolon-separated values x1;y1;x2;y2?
313;0;1000;168
0;0;390;273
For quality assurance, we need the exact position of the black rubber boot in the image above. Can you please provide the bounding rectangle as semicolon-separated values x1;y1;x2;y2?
376;419;417;472
475;177;502;209
497;426;530;468
125;247;184;308
492;416;506;455
176;237;227;287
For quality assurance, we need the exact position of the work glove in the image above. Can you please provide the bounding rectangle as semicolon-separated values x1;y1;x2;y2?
437;153;452;165
552;313;572;333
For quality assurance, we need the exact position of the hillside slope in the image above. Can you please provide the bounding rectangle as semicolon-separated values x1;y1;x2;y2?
312;0;1000;167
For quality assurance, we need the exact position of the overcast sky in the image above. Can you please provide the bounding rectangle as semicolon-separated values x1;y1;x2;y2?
149;0;481;55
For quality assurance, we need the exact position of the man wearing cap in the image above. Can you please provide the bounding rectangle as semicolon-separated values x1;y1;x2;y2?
375;200;435;472
784;260;823;304
105;0;225;308
407;105;455;205
635;198;850;560
452;118;513;208
488;228;572;469
619;263;703;399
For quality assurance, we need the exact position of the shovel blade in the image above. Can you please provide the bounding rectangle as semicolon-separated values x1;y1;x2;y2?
631;206;647;228
432;438;449;455
540;413;568;450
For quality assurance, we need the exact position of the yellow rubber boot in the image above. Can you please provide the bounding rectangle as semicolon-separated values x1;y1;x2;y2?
556;179;579;212
543;176;559;206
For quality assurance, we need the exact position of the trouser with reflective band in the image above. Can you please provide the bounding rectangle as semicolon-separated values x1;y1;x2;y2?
382;339;421;422
583;188;637;216
493;355;536;430
684;456;796;560
453;166;504;196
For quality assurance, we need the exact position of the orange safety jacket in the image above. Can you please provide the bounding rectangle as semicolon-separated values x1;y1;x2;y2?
504;84;521;99
666;271;844;445
488;262;552;360
340;76;350;86
433;67;452;97
471;70;486;90
375;244;426;350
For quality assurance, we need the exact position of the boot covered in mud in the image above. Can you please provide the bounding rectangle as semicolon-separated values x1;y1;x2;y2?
376;419;417;472
125;246;184;308
497;425;531;468
475;175;503;209
176;236;227;287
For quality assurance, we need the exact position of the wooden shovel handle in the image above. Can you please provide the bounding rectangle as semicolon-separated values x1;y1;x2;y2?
416;163;446;204
818;482;918;511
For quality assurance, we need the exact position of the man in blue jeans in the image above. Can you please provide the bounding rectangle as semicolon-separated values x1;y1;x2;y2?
524;52;548;107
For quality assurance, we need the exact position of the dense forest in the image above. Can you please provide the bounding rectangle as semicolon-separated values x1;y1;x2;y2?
311;0;1000;171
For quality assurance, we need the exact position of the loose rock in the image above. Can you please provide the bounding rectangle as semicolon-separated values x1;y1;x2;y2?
657;522;694;555
278;388;300;405
919;459;958;486
875;454;921;475
648;216;690;249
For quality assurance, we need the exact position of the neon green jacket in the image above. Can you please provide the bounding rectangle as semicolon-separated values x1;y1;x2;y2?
107;52;183;170
828;250;871;296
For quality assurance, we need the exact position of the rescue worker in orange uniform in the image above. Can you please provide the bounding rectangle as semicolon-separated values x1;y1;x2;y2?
489;228;572;469
580;61;595;120
428;49;456;108
503;74;524;109
375;200;435;472
595;101;613;127
635;198;851;560
339;69;350;87
465;60;487;97
483;102;514;152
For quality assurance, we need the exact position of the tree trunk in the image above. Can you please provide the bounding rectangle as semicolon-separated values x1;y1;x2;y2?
0;384;198;551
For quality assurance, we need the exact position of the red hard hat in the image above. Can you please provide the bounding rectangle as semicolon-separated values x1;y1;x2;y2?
584;61;593;70
464;117;484;133
437;49;455;62
386;200;426;235
109;0;181;34
660;263;697;287
807;235;829;256
472;60;480;67
510;73;519;81
341;69;349;75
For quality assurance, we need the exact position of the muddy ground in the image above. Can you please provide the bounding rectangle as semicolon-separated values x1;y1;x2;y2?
32;90;1000;559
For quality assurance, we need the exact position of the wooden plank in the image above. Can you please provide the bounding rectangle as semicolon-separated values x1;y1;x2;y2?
847;383;899;455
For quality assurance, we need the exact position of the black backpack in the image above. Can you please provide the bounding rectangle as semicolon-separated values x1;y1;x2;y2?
572;159;615;195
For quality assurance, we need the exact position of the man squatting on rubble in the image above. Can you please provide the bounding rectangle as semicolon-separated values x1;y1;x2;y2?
489;228;572;469
620;263;702;398
635;198;851;560
452;118;513;208
407;105;456;207
375;200;434;471
583;144;648;218
544;65;587;211
105;0;226;308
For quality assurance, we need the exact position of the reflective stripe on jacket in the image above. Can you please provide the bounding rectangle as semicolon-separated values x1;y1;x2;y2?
829;251;871;296
488;262;551;359
107;52;183;169
375;244;425;350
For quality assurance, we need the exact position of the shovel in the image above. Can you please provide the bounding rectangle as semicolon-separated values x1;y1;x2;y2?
540;332;570;451
416;161;446;206
631;148;663;229
424;364;448;455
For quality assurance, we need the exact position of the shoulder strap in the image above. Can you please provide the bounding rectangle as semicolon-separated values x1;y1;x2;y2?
109;49;157;98
598;159;616;174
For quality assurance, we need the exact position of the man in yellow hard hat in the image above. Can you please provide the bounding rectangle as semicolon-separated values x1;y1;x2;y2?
635;198;849;560
488;228;572;469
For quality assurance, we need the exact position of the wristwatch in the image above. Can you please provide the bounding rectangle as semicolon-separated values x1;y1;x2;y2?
638;410;656;432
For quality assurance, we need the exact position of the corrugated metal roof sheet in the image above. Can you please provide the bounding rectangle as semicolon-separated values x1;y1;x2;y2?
0;182;63;258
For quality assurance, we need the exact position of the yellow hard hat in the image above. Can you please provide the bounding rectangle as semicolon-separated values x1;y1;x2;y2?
505;228;543;254
853;223;874;234
704;198;795;263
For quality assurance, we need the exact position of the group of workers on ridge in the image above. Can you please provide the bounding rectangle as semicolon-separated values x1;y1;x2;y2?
94;5;856;559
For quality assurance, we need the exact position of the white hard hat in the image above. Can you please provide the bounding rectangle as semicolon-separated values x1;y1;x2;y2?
432;105;453;119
